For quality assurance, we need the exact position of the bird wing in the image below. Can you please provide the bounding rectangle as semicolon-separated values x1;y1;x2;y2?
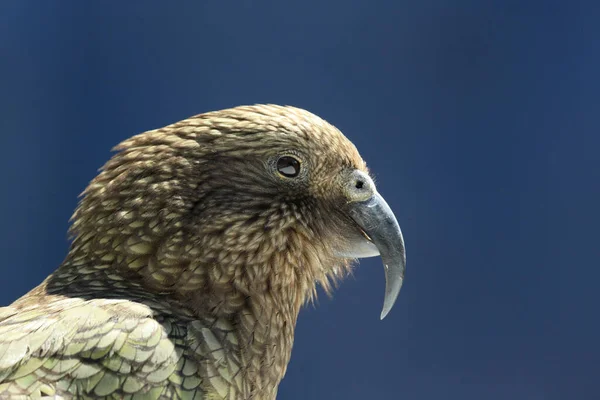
0;296;205;399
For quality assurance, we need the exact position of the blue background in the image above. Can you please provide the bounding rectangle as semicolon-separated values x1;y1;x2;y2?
1;1;599;399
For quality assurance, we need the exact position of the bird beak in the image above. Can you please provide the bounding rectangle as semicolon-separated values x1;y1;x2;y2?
348;192;406;319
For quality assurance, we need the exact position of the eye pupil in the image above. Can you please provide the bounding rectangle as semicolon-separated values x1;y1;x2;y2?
277;156;300;177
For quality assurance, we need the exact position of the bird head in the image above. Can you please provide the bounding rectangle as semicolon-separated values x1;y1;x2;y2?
68;105;405;319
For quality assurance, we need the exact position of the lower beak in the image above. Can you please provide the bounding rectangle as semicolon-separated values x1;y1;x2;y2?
348;192;406;319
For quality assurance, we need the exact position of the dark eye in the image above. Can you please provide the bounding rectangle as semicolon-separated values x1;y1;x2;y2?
276;156;301;177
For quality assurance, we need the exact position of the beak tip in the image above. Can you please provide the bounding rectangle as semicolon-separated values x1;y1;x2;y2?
380;274;404;320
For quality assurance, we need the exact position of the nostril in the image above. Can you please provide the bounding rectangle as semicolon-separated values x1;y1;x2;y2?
355;180;364;189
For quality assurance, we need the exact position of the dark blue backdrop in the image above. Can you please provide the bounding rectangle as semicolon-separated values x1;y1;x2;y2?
1;1;598;399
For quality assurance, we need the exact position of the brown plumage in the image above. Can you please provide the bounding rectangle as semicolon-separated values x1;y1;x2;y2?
0;105;405;399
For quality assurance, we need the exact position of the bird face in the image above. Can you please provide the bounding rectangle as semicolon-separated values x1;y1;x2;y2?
184;106;405;318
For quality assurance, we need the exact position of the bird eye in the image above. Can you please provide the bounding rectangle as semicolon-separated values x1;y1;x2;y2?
276;156;300;177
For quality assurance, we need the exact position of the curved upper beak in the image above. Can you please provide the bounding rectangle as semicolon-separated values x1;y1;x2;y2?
348;191;406;319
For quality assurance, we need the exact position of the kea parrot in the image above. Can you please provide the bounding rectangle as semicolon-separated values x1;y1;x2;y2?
0;105;406;399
